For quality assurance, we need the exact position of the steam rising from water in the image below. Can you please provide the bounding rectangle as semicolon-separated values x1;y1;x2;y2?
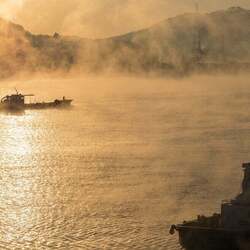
0;74;249;248
0;0;249;37
0;1;249;248
0;2;250;78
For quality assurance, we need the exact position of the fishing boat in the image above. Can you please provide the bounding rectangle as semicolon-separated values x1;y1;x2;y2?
0;90;73;111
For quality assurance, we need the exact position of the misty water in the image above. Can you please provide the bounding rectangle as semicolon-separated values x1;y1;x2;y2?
0;75;249;249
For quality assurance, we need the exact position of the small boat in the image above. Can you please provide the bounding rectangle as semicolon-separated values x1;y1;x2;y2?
0;90;73;111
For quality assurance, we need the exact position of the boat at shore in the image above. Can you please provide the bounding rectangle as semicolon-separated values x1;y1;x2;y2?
0;90;73;111
170;163;250;250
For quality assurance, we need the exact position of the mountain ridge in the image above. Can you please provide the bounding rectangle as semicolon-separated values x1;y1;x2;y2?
0;6;250;78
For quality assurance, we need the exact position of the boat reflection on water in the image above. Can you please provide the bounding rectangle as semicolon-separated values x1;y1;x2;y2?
3;109;25;116
0;90;73;112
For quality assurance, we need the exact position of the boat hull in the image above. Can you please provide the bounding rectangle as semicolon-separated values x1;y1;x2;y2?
24;99;72;109
0;103;24;111
176;226;250;250
0;99;73;111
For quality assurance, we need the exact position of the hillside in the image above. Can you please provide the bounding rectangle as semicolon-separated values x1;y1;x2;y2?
0;6;250;77
85;6;250;74
0;18;82;78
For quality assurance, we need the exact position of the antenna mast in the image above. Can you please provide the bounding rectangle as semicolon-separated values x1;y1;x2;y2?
193;1;203;62
195;1;199;13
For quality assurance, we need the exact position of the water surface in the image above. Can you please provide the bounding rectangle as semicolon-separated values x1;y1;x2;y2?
0;75;249;249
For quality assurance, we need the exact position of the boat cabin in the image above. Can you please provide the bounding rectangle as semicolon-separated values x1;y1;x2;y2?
221;163;250;229
1;94;25;106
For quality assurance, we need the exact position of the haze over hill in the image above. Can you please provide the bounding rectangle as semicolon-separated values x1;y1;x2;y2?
0;6;250;78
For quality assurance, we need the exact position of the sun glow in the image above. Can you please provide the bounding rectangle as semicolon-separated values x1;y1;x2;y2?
9;0;24;6
0;0;24;19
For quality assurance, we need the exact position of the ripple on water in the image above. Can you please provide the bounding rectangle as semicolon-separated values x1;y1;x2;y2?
0;77;248;249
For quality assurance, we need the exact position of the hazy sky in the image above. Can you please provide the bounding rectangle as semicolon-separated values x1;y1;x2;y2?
0;0;250;38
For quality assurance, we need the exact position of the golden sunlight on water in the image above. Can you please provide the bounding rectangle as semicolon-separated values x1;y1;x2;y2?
0;75;249;249
1;114;34;159
0;112;58;248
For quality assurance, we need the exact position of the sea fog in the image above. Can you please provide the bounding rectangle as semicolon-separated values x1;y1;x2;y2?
0;74;249;249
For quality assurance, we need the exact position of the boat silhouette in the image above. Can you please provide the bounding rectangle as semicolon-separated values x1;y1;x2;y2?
0;89;73;111
170;163;250;250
